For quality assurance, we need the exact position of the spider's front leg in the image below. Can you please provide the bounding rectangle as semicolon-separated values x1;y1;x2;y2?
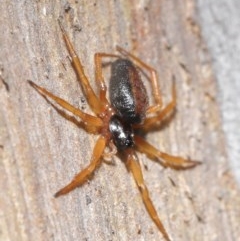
55;136;107;197
125;149;171;241
134;135;201;169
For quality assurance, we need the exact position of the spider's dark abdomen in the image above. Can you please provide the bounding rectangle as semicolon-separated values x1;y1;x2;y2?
109;59;148;124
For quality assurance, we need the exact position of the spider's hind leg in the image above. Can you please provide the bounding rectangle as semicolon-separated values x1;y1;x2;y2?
140;81;177;131
116;46;163;112
94;52;120;105
58;21;102;115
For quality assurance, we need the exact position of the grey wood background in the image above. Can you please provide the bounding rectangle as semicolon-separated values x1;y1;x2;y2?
197;0;240;186
0;1;239;241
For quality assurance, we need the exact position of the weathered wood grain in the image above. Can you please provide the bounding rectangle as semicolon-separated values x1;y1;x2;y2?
0;1;239;241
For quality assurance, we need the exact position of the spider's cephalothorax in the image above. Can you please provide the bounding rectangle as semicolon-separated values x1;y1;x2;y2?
28;21;200;241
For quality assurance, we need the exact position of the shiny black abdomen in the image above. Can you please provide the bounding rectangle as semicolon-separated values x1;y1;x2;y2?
109;59;148;124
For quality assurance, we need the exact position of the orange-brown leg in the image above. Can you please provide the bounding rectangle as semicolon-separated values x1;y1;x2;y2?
58;21;102;115
134;135;201;169
116;46;162;112
94;52;120;105
28;80;103;133
125;149;171;241
140;81;176;131
55;136;106;197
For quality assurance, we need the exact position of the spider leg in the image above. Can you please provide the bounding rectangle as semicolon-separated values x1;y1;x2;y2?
125;150;171;241
94;53;120;105
116;46;162;112
134;135;201;169
140;81;176;131
55;136;106;197
28;80;103;133
58;21;102;115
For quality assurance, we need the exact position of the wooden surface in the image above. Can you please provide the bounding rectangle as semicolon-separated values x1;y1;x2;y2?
0;1;239;241
197;0;240;185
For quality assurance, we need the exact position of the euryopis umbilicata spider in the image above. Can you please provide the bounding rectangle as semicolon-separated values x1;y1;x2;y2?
28;21;200;241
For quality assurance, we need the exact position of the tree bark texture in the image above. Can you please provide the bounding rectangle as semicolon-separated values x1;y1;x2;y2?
197;0;240;185
0;1;239;241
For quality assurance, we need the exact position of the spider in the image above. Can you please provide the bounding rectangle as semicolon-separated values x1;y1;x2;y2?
28;21;200;241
